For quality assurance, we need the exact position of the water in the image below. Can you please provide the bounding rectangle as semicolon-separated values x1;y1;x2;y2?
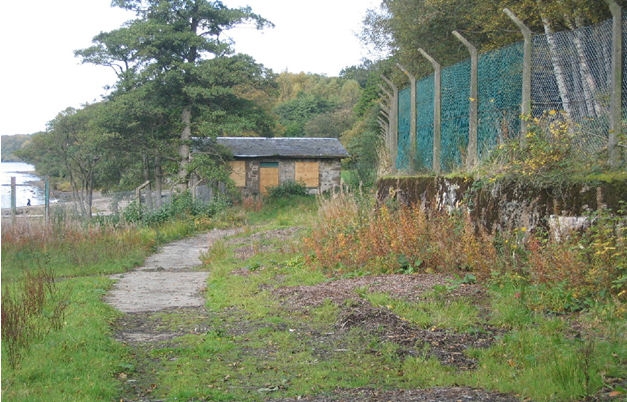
1;162;46;209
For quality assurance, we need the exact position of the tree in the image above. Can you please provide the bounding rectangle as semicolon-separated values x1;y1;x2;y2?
77;0;274;190
360;0;626;83
97;83;178;207
17;105;121;217
273;93;336;137
1;134;33;162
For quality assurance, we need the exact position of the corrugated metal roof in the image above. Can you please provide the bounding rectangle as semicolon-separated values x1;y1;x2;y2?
216;137;349;159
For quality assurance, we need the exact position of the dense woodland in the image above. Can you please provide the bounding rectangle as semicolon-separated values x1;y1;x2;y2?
11;0;625;215
1;135;31;162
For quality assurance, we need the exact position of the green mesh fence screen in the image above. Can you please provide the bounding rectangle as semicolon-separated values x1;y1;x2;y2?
416;75;434;170
396;86;411;170
477;43;523;159
394;15;624;173
397;46;522;172
440;60;471;171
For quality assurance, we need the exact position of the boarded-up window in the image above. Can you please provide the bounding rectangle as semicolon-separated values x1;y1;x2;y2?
229;161;246;187
260;162;279;195
295;161;319;187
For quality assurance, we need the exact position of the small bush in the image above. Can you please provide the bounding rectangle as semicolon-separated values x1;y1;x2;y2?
266;181;309;201
123;191;231;226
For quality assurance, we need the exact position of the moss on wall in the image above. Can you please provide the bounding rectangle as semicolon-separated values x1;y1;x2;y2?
377;174;627;233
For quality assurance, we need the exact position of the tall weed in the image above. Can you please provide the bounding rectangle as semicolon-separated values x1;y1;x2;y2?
525;206;626;311
306;191;625;314
1;269;69;368
304;191;495;277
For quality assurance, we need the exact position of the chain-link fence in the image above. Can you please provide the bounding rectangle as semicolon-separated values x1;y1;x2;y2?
531;18;619;154
391;12;625;172
1;184;219;222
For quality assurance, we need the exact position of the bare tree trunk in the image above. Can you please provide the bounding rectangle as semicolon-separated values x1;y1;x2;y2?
69;162;90;218
86;166;93;218
178;106;192;191
540;13;574;118
567;15;603;117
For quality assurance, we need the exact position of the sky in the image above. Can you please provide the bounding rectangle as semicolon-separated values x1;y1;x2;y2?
0;0;380;136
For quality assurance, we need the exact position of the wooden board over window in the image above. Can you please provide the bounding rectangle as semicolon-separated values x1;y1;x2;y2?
260;162;279;195
229;161;246;187
295;161;319;187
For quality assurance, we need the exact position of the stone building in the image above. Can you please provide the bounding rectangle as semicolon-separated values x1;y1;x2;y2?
216;137;349;196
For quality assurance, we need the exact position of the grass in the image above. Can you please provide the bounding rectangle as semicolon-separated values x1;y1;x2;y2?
1;212;218;400
2;192;625;401
362;291;481;331
1;276;127;401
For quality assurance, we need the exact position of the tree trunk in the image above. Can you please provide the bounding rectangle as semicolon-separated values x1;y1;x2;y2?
142;153;154;210
178;106;192;191
535;0;573;118
154;155;163;208
86;166;93;218
567;15;603;118
540;13;574;118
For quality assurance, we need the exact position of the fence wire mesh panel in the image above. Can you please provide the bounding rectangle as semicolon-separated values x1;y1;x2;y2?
477;43;523;160
394;14;625;173
623;17;627;120
440;60;471;171
416;75;435;171
396;87;412;170
531;18;615;154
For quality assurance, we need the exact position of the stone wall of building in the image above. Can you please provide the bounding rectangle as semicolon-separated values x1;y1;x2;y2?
319;160;342;193
245;160;260;196
237;158;343;196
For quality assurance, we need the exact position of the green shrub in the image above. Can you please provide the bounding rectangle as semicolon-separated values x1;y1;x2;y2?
123;191;231;226
266;181;309;201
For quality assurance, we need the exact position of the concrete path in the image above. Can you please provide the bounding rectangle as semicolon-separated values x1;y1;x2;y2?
105;228;241;313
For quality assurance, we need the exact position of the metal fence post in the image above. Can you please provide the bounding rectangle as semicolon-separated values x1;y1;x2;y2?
378;84;392;151
453;31;479;169
382;75;399;171
396;64;417;172
418;49;442;174
608;0;623;168
504;8;532;143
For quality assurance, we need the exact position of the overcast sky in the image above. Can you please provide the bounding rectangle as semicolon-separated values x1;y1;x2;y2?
0;0;380;136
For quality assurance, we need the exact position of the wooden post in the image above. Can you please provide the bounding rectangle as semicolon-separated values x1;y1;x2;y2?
135;180;150;207
453;31;479;170
418;49;442;174
504;8;532;143
607;0;623;168
382;75;399;171
10;176;16;223
396;64;417;172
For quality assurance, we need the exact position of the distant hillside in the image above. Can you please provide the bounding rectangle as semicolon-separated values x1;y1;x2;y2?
1;134;32;162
